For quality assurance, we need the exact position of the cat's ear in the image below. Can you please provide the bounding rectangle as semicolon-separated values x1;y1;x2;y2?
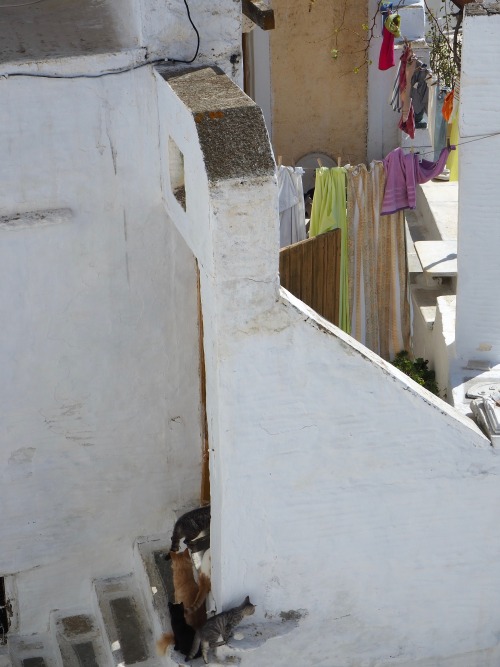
244;596;250;604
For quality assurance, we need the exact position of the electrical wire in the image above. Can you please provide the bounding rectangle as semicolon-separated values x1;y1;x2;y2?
0;58;167;80
0;0;199;73
169;0;200;64
0;0;47;7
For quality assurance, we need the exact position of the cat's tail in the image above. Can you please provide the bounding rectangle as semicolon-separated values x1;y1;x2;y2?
169;526;181;553
155;633;174;656
185;573;211;613
186;630;201;661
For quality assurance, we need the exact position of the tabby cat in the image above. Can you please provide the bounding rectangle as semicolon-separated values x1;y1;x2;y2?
169;504;210;553
187;595;256;664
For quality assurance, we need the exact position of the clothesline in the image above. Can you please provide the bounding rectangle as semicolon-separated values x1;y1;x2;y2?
282;131;500;171
408;131;500;158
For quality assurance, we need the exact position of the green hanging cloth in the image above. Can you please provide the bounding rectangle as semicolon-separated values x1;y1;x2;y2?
309;166;350;334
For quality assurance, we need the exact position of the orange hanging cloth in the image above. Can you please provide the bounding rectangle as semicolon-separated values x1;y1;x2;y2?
441;89;454;122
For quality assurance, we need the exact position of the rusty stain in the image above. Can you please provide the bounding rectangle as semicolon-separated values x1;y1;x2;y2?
194;113;204;123
208;111;224;120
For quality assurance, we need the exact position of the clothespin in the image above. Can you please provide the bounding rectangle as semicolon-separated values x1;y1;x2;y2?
278;155;282;167
337;155;342;168
317;158;323;168
446;138;451;150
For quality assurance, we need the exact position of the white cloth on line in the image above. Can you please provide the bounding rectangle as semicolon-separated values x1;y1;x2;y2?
277;165;306;248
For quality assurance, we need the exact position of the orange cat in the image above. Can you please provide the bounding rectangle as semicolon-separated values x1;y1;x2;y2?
170;549;207;629
186;548;211;614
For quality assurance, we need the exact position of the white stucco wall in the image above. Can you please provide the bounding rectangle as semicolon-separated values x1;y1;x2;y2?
455;8;500;365
138;0;242;83
0;68;202;633
154;66;500;666
0;0;242;84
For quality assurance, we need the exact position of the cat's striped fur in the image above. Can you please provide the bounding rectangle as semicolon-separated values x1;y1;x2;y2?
187;596;255;663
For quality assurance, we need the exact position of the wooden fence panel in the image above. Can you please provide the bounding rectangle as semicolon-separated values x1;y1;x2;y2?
279;229;341;327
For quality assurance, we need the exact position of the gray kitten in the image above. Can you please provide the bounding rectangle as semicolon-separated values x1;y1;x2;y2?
187;595;255;663
169;504;210;553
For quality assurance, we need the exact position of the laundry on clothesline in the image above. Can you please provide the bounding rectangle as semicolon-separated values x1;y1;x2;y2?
277;165;307;248
381;145;454;215
309;166;350;332
390;42;435;138
378;12;401;70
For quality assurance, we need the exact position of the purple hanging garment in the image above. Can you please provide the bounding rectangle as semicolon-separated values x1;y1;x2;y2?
381;146;453;215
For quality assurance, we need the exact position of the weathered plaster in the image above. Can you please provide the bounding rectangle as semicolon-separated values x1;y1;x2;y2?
151;66;500;667
0;0;139;65
0;68;202;632
0;0;243;84
269;0;368;166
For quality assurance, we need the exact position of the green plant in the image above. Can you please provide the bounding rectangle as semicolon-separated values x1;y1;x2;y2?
424;0;461;89
392;351;440;396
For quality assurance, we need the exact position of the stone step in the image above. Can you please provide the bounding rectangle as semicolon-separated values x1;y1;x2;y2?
416;180;458;242
0;647;11;667
133;535;172;642
53;612;110;667
411;285;455;331
414;240;457;278
8;633;61;667
93;576;159;667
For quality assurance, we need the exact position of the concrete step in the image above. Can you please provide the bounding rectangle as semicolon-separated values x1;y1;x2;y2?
8;633;61;667
53;612;110;667
414;240;457;278
416;180;458;241
411;285;455;331
0;647;11;667
133;535;172;642
93;576;160;667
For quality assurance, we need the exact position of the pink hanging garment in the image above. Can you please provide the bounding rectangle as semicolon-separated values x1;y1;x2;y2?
416;147;454;184
381;146;453;215
378;26;395;70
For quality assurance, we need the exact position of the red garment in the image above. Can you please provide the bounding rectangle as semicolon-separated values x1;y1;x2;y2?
378;26;395;70
399;101;415;139
442;89;454;122
398;45;417;138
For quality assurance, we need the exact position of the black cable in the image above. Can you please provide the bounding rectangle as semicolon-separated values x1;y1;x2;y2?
0;0;200;78
168;0;200;65
0;58;167;80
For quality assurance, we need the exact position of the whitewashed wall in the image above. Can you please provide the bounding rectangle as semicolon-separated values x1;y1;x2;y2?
455;7;500;365
138;0;242;82
156;66;500;666
0;68;202;633
0;0;242;84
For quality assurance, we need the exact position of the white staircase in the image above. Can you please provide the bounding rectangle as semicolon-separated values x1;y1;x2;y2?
6;534;177;667
405;179;458;379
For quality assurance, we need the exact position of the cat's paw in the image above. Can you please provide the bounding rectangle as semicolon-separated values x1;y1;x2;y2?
232;632;244;641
